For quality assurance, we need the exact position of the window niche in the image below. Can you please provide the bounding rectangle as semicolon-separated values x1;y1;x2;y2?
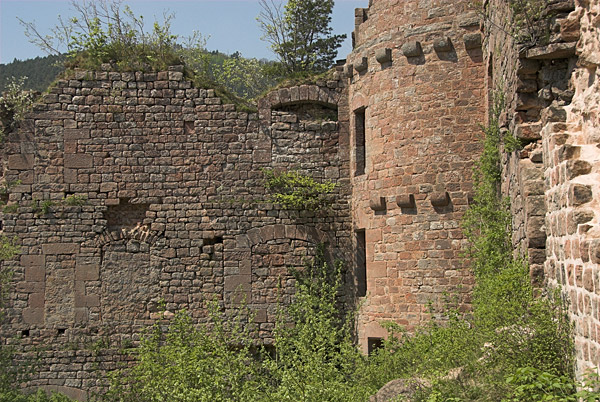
356;229;366;298
354;107;366;176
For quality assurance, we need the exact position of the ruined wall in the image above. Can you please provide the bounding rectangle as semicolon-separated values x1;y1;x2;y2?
545;0;600;375
485;0;600;376
345;0;486;352
0;67;351;397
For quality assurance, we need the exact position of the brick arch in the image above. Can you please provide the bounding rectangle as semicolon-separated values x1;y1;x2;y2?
244;224;329;248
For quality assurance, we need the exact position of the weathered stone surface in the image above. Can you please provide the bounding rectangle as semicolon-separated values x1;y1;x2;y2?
401;41;422;57
375;48;392;64
396;194;415;208
526;42;577;59
369;196;386;211
8;154;34;170
42;243;80;255
433;37;453;52
569;184;593;206
430;191;450;207
354;57;368;72
463;33;482;49
64;154;93;168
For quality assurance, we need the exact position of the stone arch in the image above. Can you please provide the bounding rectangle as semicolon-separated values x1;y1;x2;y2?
226;224;331;307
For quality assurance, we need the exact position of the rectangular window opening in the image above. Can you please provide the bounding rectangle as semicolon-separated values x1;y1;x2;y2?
354;108;366;176
368;337;383;355
356;229;366;298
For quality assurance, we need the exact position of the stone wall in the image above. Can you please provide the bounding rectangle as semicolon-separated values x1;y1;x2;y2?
0;67;351;396
545;0;600;375
345;0;485;352
485;0;600;377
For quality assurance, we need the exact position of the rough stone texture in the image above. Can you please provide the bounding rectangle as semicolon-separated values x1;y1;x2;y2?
0;73;350;395
486;0;600;378
2;0;600;395
348;0;484;352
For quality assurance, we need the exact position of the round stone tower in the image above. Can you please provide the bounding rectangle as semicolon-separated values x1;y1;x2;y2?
344;0;486;353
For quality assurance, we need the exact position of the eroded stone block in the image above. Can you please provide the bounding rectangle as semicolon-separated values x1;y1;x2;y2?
369;196;386;211
401;41;422;57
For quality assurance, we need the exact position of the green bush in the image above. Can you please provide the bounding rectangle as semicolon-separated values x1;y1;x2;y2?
263;169;336;211
0;77;35;140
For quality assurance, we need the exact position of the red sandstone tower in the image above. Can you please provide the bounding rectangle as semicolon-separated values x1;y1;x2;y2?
345;0;486;353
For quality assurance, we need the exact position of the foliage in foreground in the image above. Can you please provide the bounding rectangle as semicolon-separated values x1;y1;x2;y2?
101;247;372;402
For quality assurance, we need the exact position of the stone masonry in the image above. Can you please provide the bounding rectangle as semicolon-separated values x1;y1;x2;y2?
346;0;485;352
0;67;350;397
485;0;600;377
2;0;600;397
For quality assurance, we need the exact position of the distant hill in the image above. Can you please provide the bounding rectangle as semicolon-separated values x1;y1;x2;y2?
0;54;65;93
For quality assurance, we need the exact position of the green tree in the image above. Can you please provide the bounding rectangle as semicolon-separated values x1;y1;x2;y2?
258;0;346;75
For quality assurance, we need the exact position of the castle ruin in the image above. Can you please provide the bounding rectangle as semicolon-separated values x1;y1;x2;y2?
1;0;599;398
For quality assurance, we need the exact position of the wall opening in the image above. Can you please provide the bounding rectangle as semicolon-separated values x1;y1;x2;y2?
367;337;383;355
356;229;366;297
354;108;366;176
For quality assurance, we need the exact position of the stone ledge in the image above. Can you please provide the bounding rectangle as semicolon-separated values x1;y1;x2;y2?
525;42;577;59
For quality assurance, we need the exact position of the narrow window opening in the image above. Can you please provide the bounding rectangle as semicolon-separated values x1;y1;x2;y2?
354;108;366;176
21;329;30;338
368;337;383;355
356;229;366;297
57;328;66;336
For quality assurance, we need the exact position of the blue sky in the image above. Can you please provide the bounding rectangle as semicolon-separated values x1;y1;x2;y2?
0;0;366;64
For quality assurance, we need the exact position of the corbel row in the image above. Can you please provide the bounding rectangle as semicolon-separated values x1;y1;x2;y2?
369;191;451;212
347;33;482;75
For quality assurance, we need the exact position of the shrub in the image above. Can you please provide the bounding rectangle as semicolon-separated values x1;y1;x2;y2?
0;77;35;140
263;169;336;211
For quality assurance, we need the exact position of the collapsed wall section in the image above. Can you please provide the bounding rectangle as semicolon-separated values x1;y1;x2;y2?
486;0;600;376
346;0;486;352
0;67;351;397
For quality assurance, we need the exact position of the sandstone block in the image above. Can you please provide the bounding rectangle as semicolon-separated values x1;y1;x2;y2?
224;275;251;292
75;293;100;308
354;57;368;73
23;308;44;324
526;42;577;59
401;41;422;57
64;154;93;169
569;184;593;206
369;196;386;211
75;264;99;281
463;33;482;49
396;194;415;208
21;255;45;267
64;129;90;140
42;243;80;255
431;191;450;207
29;292;45;308
8;154;34;170
25;266;46;282
566;160;592;179
433;37;453;52
370;262;387;278
526;216;546;248
375;48;392;64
